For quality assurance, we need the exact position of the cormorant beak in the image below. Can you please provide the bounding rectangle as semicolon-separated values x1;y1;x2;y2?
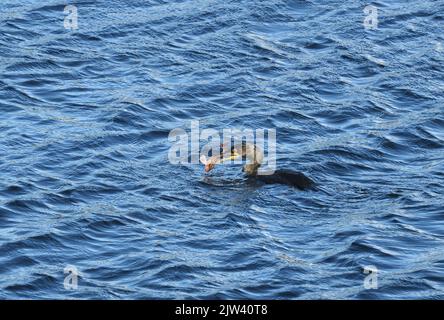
220;151;240;163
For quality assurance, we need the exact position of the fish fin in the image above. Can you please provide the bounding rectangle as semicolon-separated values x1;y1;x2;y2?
200;155;208;165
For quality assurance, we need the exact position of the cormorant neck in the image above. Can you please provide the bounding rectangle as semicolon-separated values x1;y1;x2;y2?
243;144;263;176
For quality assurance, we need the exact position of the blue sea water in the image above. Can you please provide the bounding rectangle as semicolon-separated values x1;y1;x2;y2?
0;0;443;299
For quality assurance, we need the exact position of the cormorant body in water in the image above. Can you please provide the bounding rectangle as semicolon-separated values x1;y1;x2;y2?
200;142;314;190
252;169;314;189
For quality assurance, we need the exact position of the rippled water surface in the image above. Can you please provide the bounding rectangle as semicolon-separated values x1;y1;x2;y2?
1;0;444;299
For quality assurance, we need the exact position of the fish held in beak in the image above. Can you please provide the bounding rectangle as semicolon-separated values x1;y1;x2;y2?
204;162;215;172
199;148;240;173
200;155;216;173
